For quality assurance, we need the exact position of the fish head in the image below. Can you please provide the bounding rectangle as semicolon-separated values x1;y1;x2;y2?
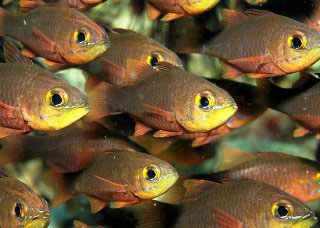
22;74;90;131
273;22;320;73
259;186;317;227
177;0;220;15
175;81;238;132
62;12;110;64
0;177;50;228
129;152;179;200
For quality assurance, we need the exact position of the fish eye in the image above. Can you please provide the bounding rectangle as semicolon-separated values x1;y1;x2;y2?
14;203;25;219
77;32;86;43
272;201;294;219
143;164;161;181
147;54;164;69
288;34;307;50
195;91;215;111
74;31;91;44
46;88;69;109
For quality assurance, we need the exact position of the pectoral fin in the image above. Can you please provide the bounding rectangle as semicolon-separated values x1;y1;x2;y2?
212;208;243;228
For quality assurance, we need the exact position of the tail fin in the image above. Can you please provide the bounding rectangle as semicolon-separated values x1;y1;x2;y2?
0;8;8;36
85;76;120;122
0;135;26;166
170;17;217;54
43;171;74;208
19;0;45;13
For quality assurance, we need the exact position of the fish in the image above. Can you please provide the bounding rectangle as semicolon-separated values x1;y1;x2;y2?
0;5;110;65
0;42;90;138
135;179;318;227
0;172;50;228
0;125;143;172
85;62;238;138
174;9;320;79
81;27;183;87
194;149;320;202
257;74;320;138
179;79;267;146
19;0;107;10
243;0;267;5
144;0;220;21
46;150;179;213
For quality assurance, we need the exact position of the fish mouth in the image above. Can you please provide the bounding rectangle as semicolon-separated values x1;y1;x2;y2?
78;39;111;48
24;214;50;228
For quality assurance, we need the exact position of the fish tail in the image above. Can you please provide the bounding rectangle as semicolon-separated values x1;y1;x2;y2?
19;0;45;13
85;75;120;122
0;135;26;166
0;8;8;36
43;171;74;208
170;17;217;54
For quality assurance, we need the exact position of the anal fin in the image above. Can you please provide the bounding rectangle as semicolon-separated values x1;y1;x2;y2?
221;62;242;78
88;196;107;213
161;13;184;21
134;121;153;136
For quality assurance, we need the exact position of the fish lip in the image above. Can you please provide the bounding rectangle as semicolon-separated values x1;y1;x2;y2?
78;39;111;47
24;213;50;228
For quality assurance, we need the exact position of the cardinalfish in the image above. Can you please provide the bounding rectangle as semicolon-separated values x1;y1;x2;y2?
0;126;143;172
19;0;107;10
174;9;320;79
85;62;237;138
135;179;318;227
0;5;110;65
0;172;50;228
81;27;182;87
45;150;178;213
0;42;90;138
144;0;220;21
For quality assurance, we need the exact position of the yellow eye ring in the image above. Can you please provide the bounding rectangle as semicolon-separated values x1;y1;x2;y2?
74;31;91;44
147;53;164;69
143;165;161;181
271;200;294;219
46;88;68;110
288;33;307;50
195;91;215;111
14;203;26;220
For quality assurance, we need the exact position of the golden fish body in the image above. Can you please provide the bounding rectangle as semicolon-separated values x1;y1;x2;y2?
0;174;50;228
0;6;109;64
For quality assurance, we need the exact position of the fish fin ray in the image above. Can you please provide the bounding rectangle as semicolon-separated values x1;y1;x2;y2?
146;3;161;20
244;9;274;17
293;126;311;138
221;61;243;78
109;201;135;208
134;201;165;228
212;208;244;228
155;62;182;72
42;58;65;66
161;13;184;21
0;127;28;138
3;42;33;65
88;196;107;213
141;103;176;121
31;26;57;54
221;9;248;28
153;130;184;137
21;48;36;58
182;179;220;201
19;0;45;12
134;121;153;136
218;147;254;171
93;175;127;192
126;59;155;80
98;58;128;87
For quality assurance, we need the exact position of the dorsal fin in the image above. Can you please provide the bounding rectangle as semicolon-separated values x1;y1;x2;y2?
3;42;33;65
244;9;275;17
221;9;248;28
218;147;255;171
155;62;183;72
182;179;220;201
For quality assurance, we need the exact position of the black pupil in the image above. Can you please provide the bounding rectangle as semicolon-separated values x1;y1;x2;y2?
277;205;288;217
77;32;86;43
150;57;158;68
15;204;22;218
147;169;156;180
292;37;302;49
51;94;63;106
200;96;209;108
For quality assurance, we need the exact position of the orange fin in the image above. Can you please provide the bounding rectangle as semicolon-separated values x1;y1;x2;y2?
73;220;90;228
161;13;184;21
3;42;33;65
146;3;161;20
221;9;248;28
212;208;244;228
43;58;65;66
153;130;184;137
134;121;153;136
244;9;274;17
155;62;182;72
93;175;127;192
316;134;320;139
293;126;311;138
126;59;155;79
218;147;254;171
19;0;45;12
0;127;28;138
182;179;219;201
21;48;36;58
141;103;176;122
109;201;134;208
85;76;120;122
88;196;107;213
43;172;73;208
133;201;165;228
221;62;242;78
0;101;16;117
31;26;57;53
247;73;272;78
